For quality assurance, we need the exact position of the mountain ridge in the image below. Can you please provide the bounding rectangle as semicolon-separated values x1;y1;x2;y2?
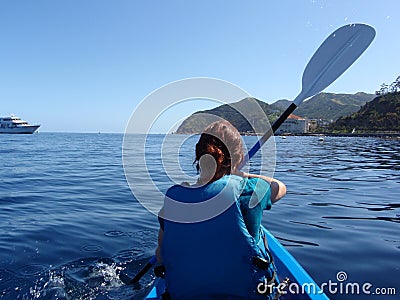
176;92;375;134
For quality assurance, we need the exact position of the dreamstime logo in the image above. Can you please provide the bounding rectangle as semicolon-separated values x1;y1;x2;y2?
336;271;347;282
257;271;397;296
122;77;276;223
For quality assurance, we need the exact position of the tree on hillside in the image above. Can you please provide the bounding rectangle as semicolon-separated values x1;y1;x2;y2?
375;76;400;95
390;82;397;93
380;83;389;95
395;76;400;92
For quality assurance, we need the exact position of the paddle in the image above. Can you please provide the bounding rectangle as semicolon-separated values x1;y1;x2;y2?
127;23;375;285
239;23;375;168
127;256;157;284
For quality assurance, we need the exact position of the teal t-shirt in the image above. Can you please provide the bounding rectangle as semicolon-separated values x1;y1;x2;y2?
159;176;272;243
238;177;272;243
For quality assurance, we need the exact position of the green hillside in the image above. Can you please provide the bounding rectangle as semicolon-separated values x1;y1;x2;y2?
271;92;374;121
332;92;400;132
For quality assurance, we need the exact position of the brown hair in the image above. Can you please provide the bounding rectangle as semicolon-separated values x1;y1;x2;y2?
194;120;244;183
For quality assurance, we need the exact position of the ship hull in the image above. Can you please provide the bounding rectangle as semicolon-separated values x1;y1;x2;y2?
0;125;40;134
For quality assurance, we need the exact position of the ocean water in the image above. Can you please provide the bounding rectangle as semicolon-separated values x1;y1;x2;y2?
0;133;399;299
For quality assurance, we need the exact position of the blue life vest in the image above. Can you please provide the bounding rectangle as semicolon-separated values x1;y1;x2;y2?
161;175;277;300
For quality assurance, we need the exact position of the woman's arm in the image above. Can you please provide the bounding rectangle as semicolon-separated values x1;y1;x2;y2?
236;172;287;203
155;228;164;263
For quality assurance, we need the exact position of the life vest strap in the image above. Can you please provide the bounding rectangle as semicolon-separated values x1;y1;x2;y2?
252;256;271;270
258;229;280;298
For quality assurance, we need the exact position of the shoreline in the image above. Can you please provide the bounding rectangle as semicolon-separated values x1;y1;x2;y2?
275;132;400;139
175;131;400;139
235;132;400;139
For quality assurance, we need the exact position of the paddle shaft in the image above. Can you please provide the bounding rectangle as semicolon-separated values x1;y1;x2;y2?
130;256;157;284
240;102;298;169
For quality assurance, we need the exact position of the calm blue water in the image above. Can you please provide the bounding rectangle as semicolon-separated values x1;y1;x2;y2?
0;133;399;299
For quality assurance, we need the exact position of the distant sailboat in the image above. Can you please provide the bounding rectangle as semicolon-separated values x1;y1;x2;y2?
352;128;356;134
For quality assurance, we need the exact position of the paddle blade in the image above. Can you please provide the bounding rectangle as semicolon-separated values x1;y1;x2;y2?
294;23;375;106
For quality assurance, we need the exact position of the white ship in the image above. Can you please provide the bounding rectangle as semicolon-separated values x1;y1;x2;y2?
0;115;40;134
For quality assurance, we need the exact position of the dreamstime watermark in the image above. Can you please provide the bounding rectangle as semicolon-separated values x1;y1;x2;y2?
257;271;397;296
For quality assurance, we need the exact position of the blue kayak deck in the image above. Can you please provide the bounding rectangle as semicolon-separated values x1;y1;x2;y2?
264;229;329;299
144;226;329;299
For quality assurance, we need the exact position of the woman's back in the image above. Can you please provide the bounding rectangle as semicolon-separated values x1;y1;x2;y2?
161;175;277;300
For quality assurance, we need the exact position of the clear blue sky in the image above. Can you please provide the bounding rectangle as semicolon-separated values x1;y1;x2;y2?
0;0;398;133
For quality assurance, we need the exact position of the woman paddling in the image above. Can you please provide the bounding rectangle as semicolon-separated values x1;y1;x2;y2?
156;119;286;299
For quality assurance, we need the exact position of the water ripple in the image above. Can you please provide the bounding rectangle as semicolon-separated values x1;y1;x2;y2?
322;216;400;224
16;264;47;277
81;245;104;253
275;236;320;247
290;221;332;230
0;268;13;283
104;230;126;237
113;248;144;262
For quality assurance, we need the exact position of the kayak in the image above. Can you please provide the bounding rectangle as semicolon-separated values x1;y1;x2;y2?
144;226;330;299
